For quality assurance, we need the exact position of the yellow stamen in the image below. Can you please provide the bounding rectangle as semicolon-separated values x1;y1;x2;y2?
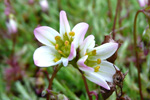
55;36;61;41
94;66;100;72
54;58;59;62
64;40;69;46
85;52;87;55
69;31;75;36
58;50;63;54
65;32;67;36
92;50;96;55
55;44;59;50
58;50;66;56
97;59;101;64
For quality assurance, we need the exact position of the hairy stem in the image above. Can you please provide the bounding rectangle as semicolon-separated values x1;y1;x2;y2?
47;65;61;100
112;0;120;39
133;10;143;100
78;69;92;100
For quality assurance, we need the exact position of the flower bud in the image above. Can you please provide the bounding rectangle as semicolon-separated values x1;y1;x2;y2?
41;89;47;97
138;0;148;7
39;0;49;12
6;15;17;34
57;94;68;100
28;0;34;5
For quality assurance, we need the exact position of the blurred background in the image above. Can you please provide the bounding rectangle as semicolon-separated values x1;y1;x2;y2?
0;0;150;100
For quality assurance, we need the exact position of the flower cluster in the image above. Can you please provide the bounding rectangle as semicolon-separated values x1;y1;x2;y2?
33;10;119;90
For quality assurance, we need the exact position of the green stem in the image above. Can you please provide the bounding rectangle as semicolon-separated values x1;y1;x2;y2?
133;10;143;100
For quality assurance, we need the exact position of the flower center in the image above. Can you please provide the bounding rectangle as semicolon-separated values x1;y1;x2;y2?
84;50;101;68
84;49;102;71
85;49;97;56
85;58;101;68
53;32;75;62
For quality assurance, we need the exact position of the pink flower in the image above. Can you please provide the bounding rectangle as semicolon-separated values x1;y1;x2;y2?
138;0;148;7
28;0;34;5
33;10;89;67
39;0;49;12
77;35;119;90
6;15;17;34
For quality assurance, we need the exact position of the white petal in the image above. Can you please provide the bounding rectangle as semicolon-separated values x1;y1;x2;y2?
98;61;117;75
138;0;147;7
72;22;89;49
59;10;70;39
90;43;118;60
97;61;119;82
34;26;60;47
61;57;69;67
80;35;95;57
97;71;114;82
77;55;94;72
39;0;49;12
6;18;17;34
33;46;61;67
84;71;110;90
10;19;17;33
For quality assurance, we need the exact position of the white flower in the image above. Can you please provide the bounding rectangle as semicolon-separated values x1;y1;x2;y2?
77;35;119;90
138;0;148;7
39;0;49;12
6;16;17;34
33;10;89;67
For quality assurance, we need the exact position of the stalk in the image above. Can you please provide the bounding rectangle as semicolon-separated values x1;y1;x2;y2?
78;69;92;100
46;65;62;100
133;10;143;100
112;0;120;39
